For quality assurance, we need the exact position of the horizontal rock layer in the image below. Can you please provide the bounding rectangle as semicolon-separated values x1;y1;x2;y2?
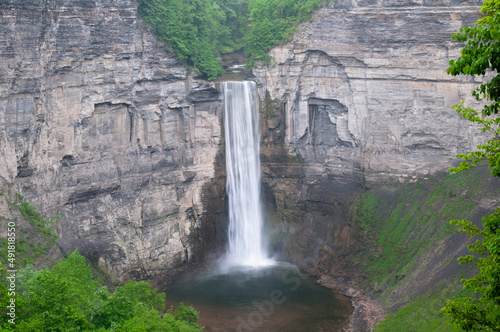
254;0;485;184
0;0;493;297
252;2;498;327
0;0;226;282
253;0;491;289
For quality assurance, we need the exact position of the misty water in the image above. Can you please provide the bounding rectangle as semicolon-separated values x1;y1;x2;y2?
164;81;352;331
165;263;352;331
221;81;272;268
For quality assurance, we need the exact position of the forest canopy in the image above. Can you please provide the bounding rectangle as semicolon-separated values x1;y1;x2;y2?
0;251;201;331
137;0;328;79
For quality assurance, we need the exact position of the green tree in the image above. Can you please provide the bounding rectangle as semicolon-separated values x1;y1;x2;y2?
443;213;500;331
118;305;201;332
137;0;329;76
446;0;500;176
14;251;201;331
442;0;500;330
245;0;324;66
173;302;200;326
137;0;231;79
92;280;166;329
18;252;97;331
0;283;23;332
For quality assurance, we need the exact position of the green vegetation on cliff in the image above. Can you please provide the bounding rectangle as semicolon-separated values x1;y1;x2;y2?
375;281;467;332
353;168;499;331
441;0;500;329
0;193;59;270
0;251;201;332
137;0;234;79
356;169;489;289
244;0;324;66
137;0;328;78
0;194;201;332
360;2;500;328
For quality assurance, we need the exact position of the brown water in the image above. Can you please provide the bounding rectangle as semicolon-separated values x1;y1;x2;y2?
165;263;353;332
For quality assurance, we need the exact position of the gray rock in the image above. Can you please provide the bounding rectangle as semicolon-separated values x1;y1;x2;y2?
0;0;493;291
254;0;492;270
0;0;226;282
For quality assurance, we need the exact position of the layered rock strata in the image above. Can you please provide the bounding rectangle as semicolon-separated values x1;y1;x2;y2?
0;0;493;300
254;0;492;328
0;0;226;282
256;0;485;183
253;0;496;302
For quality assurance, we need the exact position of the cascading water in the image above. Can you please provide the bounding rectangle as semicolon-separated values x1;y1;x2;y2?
221;81;272;268
163;81;353;331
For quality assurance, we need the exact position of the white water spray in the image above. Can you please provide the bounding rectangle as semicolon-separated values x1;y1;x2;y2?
221;81;273;268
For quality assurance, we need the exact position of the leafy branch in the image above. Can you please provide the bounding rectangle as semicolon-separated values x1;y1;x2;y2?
443;0;500;330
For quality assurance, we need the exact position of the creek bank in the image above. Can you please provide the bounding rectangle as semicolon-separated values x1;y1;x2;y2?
302;166;499;330
317;275;384;332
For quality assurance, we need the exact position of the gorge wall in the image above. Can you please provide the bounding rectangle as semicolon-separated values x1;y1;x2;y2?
0;0;227;283
253;0;500;327
256;0;486;183
0;0;496;309
254;0;488;264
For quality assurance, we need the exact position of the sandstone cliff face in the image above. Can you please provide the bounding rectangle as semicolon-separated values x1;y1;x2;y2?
253;2;498;327
255;0;485;182
0;0;492;293
254;0;488;266
0;0;226;282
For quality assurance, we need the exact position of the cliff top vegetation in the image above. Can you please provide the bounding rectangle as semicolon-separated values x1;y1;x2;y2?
137;0;328;79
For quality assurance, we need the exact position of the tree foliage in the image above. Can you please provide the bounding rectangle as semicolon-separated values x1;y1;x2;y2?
0;283;23;332
443;0;500;330
447;0;500;177
245;0;324;66
137;0;242;79
137;0;328;78
443;212;500;331
3;251;201;332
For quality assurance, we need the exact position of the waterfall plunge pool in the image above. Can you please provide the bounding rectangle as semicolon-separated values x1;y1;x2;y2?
164;81;352;331
164;262;353;331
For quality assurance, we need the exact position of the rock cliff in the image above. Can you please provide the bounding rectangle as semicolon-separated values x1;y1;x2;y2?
253;0;499;328
0;0;226;282
254;0;488;263
256;0;486;183
0;0;494;301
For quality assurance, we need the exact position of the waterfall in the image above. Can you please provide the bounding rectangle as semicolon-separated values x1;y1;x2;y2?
221;81;272;268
